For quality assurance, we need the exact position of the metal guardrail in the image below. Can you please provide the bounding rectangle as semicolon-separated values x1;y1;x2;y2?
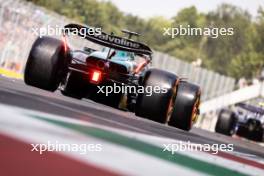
0;0;235;101
200;82;264;114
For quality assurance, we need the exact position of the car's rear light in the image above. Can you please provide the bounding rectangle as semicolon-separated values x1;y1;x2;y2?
90;70;102;83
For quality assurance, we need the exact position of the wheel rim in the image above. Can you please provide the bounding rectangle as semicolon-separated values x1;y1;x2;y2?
190;92;201;126
166;79;179;123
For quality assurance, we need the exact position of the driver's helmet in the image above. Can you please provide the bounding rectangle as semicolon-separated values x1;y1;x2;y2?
102;48;135;61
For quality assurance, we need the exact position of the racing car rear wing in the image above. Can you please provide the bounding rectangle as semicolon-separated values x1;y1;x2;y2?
64;24;152;56
235;103;264;115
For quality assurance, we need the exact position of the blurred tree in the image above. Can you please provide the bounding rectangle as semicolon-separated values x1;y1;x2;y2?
229;52;264;79
203;4;253;76
165;6;206;62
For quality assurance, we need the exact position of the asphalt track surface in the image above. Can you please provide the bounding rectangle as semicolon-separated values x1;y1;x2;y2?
0;75;263;159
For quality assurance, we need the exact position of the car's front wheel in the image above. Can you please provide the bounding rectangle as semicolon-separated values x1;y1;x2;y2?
215;109;237;136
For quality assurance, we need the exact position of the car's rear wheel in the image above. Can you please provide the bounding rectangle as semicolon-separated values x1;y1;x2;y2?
24;36;67;91
135;69;179;123
168;81;201;131
248;128;264;142
246;119;263;142
215;109;237;136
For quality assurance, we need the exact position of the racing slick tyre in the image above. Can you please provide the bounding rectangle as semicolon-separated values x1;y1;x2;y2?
135;69;179;123
215;109;237;136
168;82;201;131
24;36;67;91
60;72;84;99
248;128;264;142
244;119;264;142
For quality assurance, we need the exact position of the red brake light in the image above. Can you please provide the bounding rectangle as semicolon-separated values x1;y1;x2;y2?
91;70;102;83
